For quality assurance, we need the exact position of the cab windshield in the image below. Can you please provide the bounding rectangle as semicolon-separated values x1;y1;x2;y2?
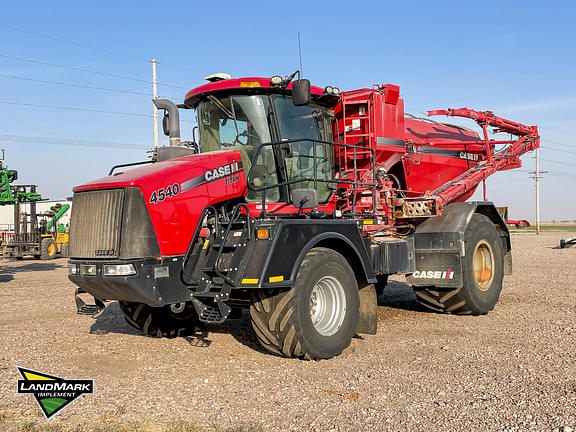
196;94;334;204
197;95;271;151
197;95;279;202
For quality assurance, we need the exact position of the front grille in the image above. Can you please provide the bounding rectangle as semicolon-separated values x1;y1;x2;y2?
69;189;125;258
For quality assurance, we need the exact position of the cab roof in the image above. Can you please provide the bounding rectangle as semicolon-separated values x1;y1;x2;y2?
183;77;338;108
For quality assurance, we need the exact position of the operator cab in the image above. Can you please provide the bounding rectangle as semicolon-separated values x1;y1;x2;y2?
183;75;340;206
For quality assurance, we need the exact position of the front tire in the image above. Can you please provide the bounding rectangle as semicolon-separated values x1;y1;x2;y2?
250;247;360;360
119;301;200;338
40;238;57;260
413;213;505;315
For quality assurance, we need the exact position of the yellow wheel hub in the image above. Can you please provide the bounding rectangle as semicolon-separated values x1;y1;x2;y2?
473;240;494;291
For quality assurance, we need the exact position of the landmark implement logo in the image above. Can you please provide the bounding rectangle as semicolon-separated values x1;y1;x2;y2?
16;367;94;420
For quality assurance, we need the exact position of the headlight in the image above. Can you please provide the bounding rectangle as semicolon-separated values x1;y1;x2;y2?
270;75;283;86
81;264;97;276
103;264;136;276
68;264;78;275
324;86;340;96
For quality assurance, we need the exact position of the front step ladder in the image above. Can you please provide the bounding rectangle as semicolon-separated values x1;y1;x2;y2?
191;295;231;324
74;288;105;316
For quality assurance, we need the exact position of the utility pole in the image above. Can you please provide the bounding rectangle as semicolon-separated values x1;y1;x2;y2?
529;148;547;235
152;59;158;149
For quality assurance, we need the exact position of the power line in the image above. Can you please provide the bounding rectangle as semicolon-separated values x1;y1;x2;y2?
541;138;576;152
0;24;197;72
542;138;571;146
541;158;576;167
0;134;148;150
540;144;576;156
0;100;152;118
0;53;189;90
0;25;150;63
547;172;576;180
0;73;152;97
0;100;195;123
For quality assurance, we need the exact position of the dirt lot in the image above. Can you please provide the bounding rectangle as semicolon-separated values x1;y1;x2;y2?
0;233;575;431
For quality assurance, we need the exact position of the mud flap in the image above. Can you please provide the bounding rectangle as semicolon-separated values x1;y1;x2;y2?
356;282;377;335
407;245;464;288
74;287;105;316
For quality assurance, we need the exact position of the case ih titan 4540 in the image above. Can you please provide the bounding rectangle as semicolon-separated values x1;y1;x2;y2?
68;72;539;360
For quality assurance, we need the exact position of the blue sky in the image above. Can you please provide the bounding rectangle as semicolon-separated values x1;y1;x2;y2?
1;1;575;220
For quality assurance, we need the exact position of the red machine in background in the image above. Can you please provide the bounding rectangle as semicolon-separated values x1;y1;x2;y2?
67;72;539;360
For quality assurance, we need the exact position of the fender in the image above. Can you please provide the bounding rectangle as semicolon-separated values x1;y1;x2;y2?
239;219;377;289
288;231;377;285
407;201;512;287
418;201;511;273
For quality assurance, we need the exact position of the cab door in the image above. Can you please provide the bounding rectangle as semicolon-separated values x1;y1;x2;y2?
271;96;335;204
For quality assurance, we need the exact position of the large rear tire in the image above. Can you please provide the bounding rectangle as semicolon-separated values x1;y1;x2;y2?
250;247;360;360
413;213;505;315
119;301;200;338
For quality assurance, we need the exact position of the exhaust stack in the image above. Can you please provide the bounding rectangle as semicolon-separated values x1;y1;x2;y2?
153;99;181;147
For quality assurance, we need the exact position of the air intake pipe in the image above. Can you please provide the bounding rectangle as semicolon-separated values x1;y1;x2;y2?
153;98;181;147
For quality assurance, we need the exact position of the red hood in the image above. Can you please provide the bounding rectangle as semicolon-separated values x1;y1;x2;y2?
73;150;247;256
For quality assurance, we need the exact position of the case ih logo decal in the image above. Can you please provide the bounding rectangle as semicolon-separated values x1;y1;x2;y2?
149;161;243;204
459;152;481;162
95;249;116;257
413;269;455;279
204;161;241;182
179;160;243;194
16;367;94;420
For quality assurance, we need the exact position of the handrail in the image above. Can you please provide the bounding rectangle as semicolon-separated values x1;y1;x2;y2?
213;203;251;286
245;138;376;217
181;205;218;282
108;160;155;176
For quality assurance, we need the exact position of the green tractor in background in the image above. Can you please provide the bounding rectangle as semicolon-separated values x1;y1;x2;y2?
0;150;70;260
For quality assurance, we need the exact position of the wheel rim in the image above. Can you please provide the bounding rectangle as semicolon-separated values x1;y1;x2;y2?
473;240;494;291
48;243;55;256
170;302;186;314
168;302;197;321
309;276;347;336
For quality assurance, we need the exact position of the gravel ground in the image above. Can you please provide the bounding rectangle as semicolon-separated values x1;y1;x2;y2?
0;232;575;431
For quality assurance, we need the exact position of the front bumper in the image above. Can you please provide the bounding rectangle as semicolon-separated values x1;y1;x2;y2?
68;257;191;307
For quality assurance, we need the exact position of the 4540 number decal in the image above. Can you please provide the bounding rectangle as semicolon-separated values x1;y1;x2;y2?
150;161;244;204
149;183;180;204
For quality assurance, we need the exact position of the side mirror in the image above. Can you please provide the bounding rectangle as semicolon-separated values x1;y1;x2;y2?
292;79;311;106
293;188;318;210
162;112;170;136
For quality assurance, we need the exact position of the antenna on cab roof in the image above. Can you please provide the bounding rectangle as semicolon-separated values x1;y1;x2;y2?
298;32;303;77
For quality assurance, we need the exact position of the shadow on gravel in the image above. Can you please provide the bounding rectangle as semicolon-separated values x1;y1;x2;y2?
0;261;64;275
89;302;141;336
205;311;271;355
0;261;64;283
378;280;428;312
85;283;428;355
88;302;270;354
0;273;14;282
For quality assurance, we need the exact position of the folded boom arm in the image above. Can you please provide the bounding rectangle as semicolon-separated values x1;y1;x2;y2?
425;108;540;205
